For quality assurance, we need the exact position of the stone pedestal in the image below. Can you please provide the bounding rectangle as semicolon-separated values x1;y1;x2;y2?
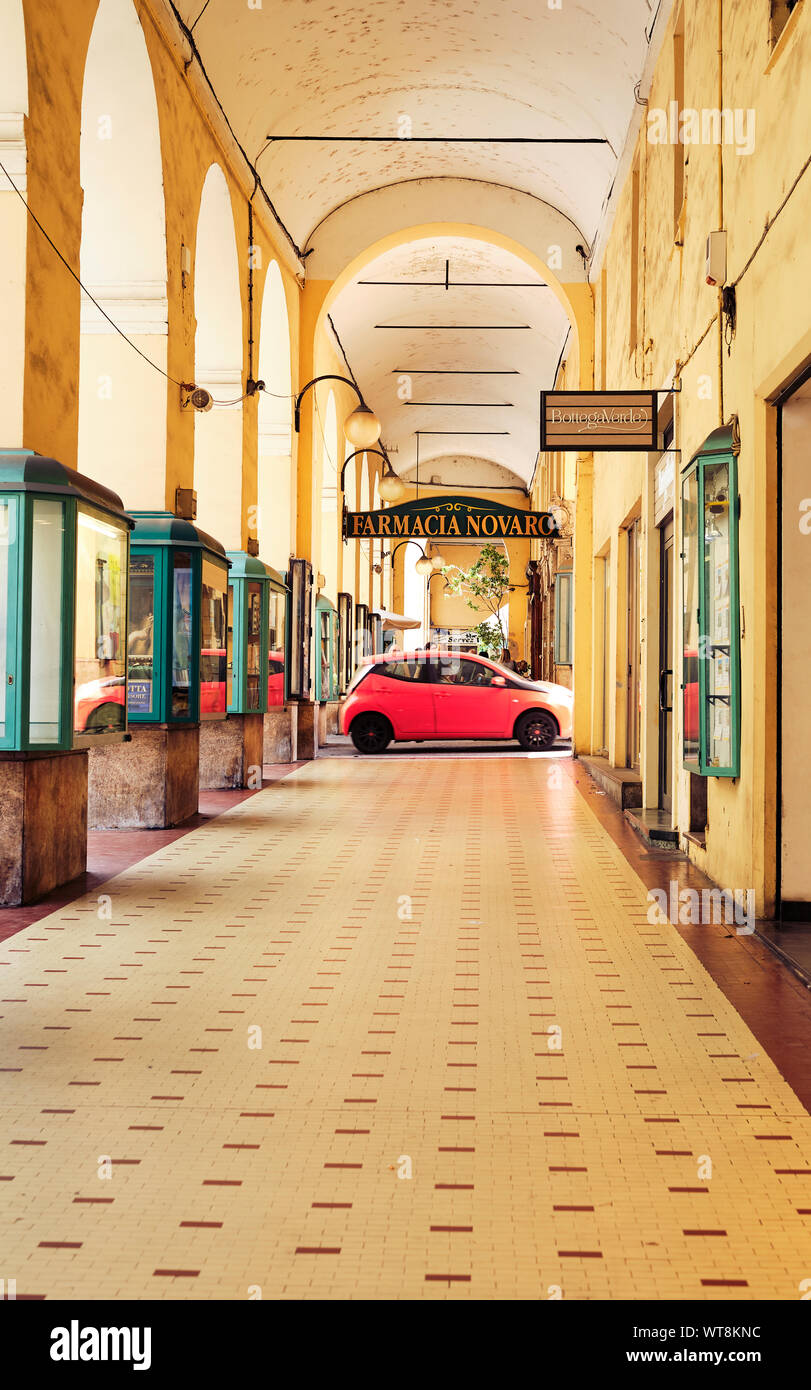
296;702;320;760
0;751;88;907
199;714;264;789
264;705;298;763
88;725;199;830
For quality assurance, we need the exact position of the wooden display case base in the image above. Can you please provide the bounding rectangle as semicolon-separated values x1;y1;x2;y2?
0;750;88;907
296;702;320;760
87;725;199;830
199;714;264;790
263;705;298;763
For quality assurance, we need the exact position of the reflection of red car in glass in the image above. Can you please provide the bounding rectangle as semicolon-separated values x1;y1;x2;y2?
683;649;699;744
268;651;285;707
76;649;286;726
75;676;126;732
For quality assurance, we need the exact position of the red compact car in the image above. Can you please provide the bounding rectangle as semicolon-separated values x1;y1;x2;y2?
341;650;573;754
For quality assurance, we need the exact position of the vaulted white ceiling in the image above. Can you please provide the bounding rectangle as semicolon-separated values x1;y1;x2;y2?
178;0;661;483
329;236;571;484
180;0;658;250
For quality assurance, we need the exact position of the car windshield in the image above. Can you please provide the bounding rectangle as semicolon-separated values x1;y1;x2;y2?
484;659;548;690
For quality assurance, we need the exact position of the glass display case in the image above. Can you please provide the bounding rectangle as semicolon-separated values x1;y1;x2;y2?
127;512;230;725
315;595;339;702
0;450;132;751
681;425;741;777
337;592;353;692
355;602;369;664
287;558;313;699
267;576;288;707
225;552;289;714
369;610;383;657
554;571;573;667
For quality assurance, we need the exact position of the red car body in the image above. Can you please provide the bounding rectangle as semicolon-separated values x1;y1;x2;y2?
341;650;573;752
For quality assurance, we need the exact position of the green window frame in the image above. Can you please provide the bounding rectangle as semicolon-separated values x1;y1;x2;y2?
21;495;75;752
127;546;165;724
554;570;573;666
0;496;21;750
681;447;741;777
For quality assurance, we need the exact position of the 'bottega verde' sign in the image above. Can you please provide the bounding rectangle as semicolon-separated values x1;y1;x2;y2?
343;495;558;541
540;391;658;451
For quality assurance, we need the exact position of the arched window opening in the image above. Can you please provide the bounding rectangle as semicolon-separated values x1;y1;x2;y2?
78;0;167;505
0;0;29;446
256;259;293;567
194;163;243;548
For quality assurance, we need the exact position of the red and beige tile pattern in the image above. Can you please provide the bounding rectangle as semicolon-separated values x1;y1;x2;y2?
1;756;810;1299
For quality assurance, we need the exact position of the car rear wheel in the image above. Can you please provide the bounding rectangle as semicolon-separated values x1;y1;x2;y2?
350;712;393;754
515;709;558;751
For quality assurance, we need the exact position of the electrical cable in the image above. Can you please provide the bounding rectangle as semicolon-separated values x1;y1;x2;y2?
189;0;213;32
0;155;187;390
0;154;259;410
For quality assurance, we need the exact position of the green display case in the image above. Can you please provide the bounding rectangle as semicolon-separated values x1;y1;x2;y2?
0;449;133;752
315;594;339;702
225;551;289;713
554;571;573;666
337;591;353;692
127;512;230;726
355;602;369;661
681;424;741;777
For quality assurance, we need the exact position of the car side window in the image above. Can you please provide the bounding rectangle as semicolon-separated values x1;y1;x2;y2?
376;659;425;683
431;658;497;687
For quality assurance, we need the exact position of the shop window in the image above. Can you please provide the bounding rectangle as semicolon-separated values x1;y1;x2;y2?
74;509;128;738
200;556;228;719
0;499;18;745
171;550;193;719
268;587;287;707
128;553;157;717
245;582;262;711
554;571;573;666
681;439;741;776
29;499;66;745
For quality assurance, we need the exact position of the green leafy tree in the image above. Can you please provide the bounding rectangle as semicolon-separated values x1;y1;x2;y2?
442;543;511;659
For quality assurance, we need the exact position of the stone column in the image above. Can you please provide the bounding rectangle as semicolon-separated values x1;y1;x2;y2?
87;726;199;830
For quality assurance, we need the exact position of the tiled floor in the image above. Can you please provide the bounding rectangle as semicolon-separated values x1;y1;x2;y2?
1;753;810;1300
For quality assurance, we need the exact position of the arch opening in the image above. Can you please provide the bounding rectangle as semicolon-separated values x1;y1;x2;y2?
194;163;244;548
0;0;29;446
257;260;293;567
78;0;168;505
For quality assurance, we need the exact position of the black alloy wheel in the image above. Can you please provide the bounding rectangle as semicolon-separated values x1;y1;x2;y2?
515;709;558;751
350;712;393;754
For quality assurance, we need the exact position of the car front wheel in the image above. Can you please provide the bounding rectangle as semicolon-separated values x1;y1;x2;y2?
515;709;558;751
350;712;393;754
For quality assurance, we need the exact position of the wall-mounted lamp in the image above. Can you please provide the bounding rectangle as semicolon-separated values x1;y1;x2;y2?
294;374;381;447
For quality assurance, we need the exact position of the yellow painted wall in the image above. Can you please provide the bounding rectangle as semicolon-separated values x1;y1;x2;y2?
590;0;811;910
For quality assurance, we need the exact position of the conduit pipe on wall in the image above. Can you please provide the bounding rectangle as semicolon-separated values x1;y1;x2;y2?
138;0;306;281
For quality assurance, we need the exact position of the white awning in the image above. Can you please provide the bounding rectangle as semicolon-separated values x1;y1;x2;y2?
378;609;421;631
